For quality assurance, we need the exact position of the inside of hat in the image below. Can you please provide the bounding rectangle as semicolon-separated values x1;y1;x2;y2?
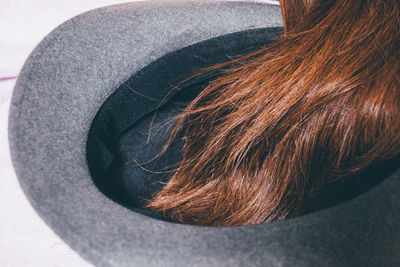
88;77;207;220
85;28;280;220
85;28;399;224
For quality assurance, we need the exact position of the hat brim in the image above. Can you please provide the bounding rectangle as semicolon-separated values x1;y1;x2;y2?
9;1;400;266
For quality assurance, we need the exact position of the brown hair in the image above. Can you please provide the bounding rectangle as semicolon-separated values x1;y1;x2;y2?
145;0;400;226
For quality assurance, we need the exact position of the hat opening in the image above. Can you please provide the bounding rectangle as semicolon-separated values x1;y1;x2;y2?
85;27;399;226
86;27;286;224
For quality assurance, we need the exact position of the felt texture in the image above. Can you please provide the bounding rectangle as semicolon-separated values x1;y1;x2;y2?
8;0;400;266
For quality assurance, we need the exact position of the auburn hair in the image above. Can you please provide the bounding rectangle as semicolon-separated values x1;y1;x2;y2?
144;0;400;226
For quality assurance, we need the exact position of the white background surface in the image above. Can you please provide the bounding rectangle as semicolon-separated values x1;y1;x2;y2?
0;0;279;266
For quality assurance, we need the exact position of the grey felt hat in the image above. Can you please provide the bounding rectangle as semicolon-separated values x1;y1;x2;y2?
8;0;400;266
